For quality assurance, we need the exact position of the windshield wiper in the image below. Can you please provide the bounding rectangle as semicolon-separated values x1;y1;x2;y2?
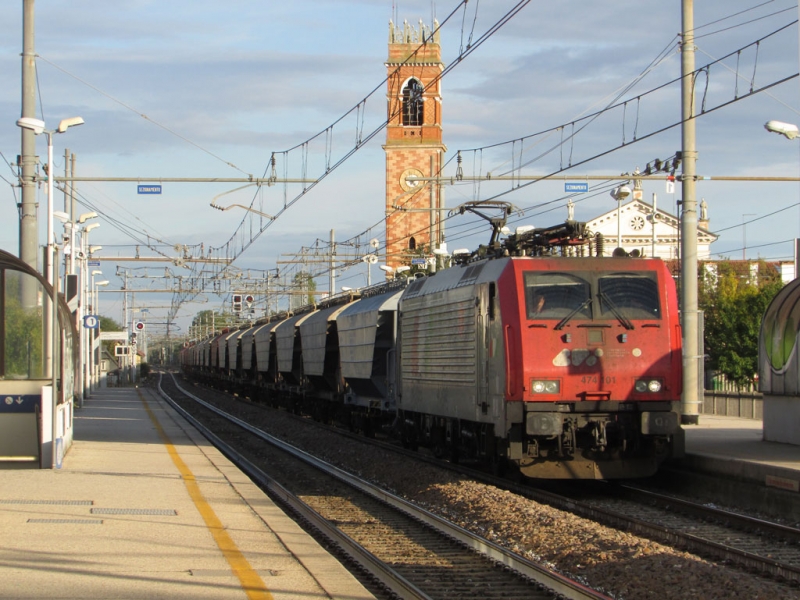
598;291;635;330
554;297;592;330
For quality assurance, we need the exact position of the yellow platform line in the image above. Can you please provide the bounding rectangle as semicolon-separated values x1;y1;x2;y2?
138;389;274;600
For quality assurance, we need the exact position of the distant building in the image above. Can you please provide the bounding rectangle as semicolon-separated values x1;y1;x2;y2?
585;197;717;260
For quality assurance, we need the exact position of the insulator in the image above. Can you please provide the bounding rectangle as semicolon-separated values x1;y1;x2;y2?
595;233;604;257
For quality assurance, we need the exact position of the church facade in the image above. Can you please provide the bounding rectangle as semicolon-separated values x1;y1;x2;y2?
585;196;717;259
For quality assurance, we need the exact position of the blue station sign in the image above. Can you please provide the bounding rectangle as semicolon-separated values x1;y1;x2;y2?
565;182;589;193
137;184;162;194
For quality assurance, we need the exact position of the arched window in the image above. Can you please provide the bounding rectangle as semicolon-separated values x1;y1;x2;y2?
409;237;417;250
402;79;424;126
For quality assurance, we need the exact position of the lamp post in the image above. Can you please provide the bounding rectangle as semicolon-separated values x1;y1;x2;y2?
16;116;83;469
80;227;100;401
610;184;632;251
89;270;104;395
93;280;109;390
764;120;800;277
15;117;84;375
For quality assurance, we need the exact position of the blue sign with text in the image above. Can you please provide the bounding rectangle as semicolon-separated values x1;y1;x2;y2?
137;184;162;194
565;182;589;193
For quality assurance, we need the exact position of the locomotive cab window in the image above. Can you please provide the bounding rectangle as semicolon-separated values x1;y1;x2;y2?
524;272;591;320
598;272;660;320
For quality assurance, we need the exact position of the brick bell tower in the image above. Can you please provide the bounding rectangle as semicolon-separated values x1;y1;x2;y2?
384;19;446;272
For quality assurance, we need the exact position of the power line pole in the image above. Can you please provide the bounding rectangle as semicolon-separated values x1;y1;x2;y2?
681;0;701;425
19;0;38;305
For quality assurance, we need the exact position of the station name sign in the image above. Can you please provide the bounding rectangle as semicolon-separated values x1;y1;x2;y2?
564;182;588;193
137;184;162;194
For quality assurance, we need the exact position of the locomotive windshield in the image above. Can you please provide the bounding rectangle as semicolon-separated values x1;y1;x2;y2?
524;273;591;320
598;273;660;320
524;270;661;322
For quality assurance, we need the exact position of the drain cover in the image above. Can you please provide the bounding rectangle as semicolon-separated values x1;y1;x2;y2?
0;500;93;506
91;508;177;516
27;519;102;524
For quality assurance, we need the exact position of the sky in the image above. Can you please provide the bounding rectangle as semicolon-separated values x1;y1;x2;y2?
1;0;799;339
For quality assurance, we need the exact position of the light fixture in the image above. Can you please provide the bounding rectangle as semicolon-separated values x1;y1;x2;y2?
78;212;98;224
84;223;100;233
611;185;632;200
379;265;394;273
89;245;102;253
56;117;84;133
396;266;411;273
764;120;799;140
53;210;70;223
341;286;353;292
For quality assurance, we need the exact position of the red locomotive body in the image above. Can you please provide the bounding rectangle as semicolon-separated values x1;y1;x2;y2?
396;221;683;479
498;256;682;478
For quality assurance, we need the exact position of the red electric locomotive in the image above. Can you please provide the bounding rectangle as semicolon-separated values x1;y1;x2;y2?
397;218;683;479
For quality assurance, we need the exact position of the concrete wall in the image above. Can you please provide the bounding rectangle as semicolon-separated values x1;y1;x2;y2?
763;395;800;444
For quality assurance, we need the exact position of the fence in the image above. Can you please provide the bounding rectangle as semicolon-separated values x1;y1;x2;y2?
702;371;762;420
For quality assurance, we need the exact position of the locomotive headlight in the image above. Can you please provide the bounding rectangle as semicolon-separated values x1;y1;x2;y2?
635;379;663;393
532;380;560;394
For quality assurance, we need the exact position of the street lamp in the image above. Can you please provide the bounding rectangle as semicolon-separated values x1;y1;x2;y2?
16;116;83;470
88;270;103;395
15;117;84;289
14;119;84;368
764;120;799;140
92;280;109;390
764;119;800;277
610;184;632;251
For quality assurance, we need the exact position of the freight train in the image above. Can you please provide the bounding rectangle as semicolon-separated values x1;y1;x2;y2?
181;220;684;479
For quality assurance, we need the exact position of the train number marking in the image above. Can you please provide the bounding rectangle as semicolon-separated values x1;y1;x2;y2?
580;375;616;384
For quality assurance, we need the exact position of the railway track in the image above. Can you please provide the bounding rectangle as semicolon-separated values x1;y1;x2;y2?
166;372;800;596
573;483;800;583
154;372;609;600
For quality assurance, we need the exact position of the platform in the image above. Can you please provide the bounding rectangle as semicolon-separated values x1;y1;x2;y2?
682;415;800;492
0;385;374;600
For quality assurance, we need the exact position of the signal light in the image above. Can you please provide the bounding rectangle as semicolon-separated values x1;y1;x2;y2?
134;321;145;331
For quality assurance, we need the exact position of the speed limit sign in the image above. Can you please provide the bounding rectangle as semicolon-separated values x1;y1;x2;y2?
83;315;99;329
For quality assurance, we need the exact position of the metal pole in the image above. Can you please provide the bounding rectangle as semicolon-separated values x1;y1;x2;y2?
51;245;59;469
652;193;657;258
63;148;71;275
681;0;700;424
46;131;54;378
330;229;335;296
20;0;38;296
429;155;435;250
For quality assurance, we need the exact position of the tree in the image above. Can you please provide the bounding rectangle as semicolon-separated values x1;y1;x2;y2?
190;309;239;338
700;260;783;385
98;316;123;356
291;272;316;309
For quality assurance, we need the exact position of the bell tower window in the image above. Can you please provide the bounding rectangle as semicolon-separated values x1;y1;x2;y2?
402;79;424;126
409;237;417;250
